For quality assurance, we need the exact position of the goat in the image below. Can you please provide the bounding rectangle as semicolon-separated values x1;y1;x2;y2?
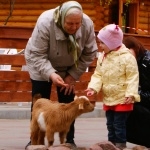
30;95;94;147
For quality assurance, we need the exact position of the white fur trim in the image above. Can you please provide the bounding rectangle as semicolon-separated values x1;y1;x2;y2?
37;112;46;131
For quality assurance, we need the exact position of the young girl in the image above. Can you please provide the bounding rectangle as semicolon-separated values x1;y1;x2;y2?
85;24;140;150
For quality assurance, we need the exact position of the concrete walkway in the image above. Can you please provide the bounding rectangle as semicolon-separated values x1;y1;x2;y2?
0;102;138;150
0;118;137;150
0;102;105;119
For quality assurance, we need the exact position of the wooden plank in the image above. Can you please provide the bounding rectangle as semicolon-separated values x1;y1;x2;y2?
0;26;33;48
0;2;96;10
0;71;30;81
0;92;32;102
0;55;96;72
0;88;103;102
0;39;28;49
0;55;26;65
0;3;57;10
13;0;97;3
0;22;35;27
0;9;96;16
0;16;38;22
0;10;45;16
0;26;33;39
75;92;102;102
0;15;96;23
0;0;97;3
17;0;63;2
77;72;92;82
0;81;31;91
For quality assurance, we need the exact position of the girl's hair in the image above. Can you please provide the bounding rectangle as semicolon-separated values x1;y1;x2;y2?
123;36;145;59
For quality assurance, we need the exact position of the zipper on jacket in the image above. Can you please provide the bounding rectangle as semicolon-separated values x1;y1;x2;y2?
56;40;59;55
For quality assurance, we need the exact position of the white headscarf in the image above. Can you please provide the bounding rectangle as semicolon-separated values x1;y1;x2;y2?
54;1;82;29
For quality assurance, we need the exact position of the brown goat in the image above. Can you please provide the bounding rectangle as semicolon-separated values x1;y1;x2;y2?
30;95;94;147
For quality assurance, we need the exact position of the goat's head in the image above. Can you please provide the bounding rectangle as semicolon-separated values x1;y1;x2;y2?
74;96;94;113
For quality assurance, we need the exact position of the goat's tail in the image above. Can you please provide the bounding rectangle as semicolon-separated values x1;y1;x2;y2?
32;93;42;105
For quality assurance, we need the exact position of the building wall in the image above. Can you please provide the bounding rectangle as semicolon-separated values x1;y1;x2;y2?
0;0;112;31
137;0;150;34
1;0;150;35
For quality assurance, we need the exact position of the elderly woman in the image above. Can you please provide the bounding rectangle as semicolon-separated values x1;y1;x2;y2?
24;1;97;149
123;36;150;148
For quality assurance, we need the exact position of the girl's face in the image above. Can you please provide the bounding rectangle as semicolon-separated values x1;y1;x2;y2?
98;39;110;53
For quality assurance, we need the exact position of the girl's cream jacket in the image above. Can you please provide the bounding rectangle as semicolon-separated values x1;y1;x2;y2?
88;44;140;106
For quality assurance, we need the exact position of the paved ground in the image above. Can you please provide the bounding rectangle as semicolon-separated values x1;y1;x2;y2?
0;102;105;119
0;102;138;150
0;118;137;150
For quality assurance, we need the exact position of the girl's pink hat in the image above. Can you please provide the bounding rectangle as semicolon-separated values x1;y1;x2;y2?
97;24;123;50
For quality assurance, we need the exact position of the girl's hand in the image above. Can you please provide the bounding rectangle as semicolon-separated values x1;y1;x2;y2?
124;96;135;104
85;88;96;96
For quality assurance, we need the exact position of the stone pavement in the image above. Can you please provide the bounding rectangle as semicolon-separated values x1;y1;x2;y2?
0;102;138;150
0;102;105;119
0;118;137;150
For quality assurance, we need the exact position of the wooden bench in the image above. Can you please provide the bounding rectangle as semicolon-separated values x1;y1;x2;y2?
1;26;150;105
0;26;103;105
0;54;103;105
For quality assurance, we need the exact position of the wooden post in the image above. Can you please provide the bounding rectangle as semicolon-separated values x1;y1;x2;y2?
118;0;123;28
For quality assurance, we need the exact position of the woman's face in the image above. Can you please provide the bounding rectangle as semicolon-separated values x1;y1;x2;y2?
64;13;82;35
98;39;110;54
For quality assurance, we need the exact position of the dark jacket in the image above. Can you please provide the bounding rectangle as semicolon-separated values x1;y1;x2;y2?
126;50;150;148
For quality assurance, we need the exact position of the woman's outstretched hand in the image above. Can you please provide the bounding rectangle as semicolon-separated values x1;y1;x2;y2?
50;73;68;87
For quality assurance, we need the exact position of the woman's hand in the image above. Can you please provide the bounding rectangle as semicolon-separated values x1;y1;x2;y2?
50;73;68;87
60;74;76;95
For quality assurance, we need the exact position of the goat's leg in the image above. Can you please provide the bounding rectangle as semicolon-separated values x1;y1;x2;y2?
46;128;54;146
38;130;45;145
30;119;39;145
59;131;67;144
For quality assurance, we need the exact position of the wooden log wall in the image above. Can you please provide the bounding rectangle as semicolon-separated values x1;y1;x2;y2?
1;0;150;35
0;0;113;31
136;0;150;35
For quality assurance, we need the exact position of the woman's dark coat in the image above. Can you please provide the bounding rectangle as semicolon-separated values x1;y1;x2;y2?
126;50;150;148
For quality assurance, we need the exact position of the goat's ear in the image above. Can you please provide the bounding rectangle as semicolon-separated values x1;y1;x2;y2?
79;103;84;109
74;95;78;100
